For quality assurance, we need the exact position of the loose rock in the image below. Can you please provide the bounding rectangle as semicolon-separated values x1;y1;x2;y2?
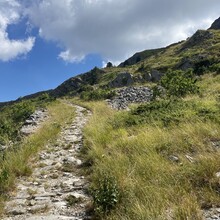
20;109;48;136
107;86;153;110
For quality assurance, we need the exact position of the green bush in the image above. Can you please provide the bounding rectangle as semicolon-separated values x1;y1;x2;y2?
11;101;35;123
194;59;212;75
80;89;116;101
210;63;220;74
0;100;36;143
160;70;199;97
91;174;120;215
111;98;220;128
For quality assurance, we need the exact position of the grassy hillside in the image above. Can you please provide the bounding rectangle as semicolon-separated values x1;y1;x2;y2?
74;71;220;219
0;22;220;219
119;47;165;67
44;29;220;99
133;30;220;74
0;94;54;145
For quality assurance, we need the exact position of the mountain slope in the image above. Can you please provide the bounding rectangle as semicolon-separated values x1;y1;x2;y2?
1;17;220;220
118;47;165;67
50;20;220;96
2;19;220;105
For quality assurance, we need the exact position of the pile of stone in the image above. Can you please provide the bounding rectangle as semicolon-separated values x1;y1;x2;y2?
20;109;48;136
107;86;153;110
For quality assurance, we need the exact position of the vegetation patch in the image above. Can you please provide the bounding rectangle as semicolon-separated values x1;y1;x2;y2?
0;93;55;145
160;69;199;97
79;73;220;219
91;173;120;216
80;88;116;101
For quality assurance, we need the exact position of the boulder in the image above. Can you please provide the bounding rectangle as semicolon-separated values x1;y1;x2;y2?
177;58;194;70
109;72;134;88
142;72;152;81
150;70;163;82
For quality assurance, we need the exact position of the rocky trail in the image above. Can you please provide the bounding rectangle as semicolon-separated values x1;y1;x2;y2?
3;104;92;220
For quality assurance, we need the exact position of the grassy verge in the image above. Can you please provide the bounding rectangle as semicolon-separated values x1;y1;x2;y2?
0;100;75;215
79;74;220;219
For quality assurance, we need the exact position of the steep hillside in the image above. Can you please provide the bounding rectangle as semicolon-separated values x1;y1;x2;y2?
209;17;220;30
48;20;220;98
1;20;220;104
118;47;165;67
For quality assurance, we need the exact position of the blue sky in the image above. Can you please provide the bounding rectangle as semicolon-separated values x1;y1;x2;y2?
0;0;220;102
0;17;103;101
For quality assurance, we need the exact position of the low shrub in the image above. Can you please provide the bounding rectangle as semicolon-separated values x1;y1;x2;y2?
0;101;35;143
210;63;220;74
160;70;199;97
91;173;120;215
111;98;220;128
11;100;35;123
80;89;116;101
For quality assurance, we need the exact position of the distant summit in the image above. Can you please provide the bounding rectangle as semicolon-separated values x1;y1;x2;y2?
209;17;220;30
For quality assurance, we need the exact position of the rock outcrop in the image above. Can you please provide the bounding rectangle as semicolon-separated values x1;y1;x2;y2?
107;86;153;110
119;48;164;67
150;70;163;82
109;72;134;88
209;17;220;30
52;77;84;97
180;30;213;51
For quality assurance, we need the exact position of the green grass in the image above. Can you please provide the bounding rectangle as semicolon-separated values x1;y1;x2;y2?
76;73;220;219
0;93;55;145
0;100;75;215
93;29;220;90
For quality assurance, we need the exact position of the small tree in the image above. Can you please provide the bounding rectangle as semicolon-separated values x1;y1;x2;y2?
160;70;198;97
106;62;113;68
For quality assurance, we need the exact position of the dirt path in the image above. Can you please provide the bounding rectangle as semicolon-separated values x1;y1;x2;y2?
3;104;92;220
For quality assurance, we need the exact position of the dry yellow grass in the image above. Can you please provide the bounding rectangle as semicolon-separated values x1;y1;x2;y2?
74;74;220;219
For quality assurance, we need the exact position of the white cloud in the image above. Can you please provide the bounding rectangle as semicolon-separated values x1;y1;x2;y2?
0;34;35;62
58;50;85;63
24;0;220;63
0;0;35;62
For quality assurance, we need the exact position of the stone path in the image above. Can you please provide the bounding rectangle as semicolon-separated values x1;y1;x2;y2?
204;208;220;220
3;104;92;220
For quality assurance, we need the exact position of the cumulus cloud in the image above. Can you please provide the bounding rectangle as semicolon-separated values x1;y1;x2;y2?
25;0;220;63
0;0;35;62
58;50;85;63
